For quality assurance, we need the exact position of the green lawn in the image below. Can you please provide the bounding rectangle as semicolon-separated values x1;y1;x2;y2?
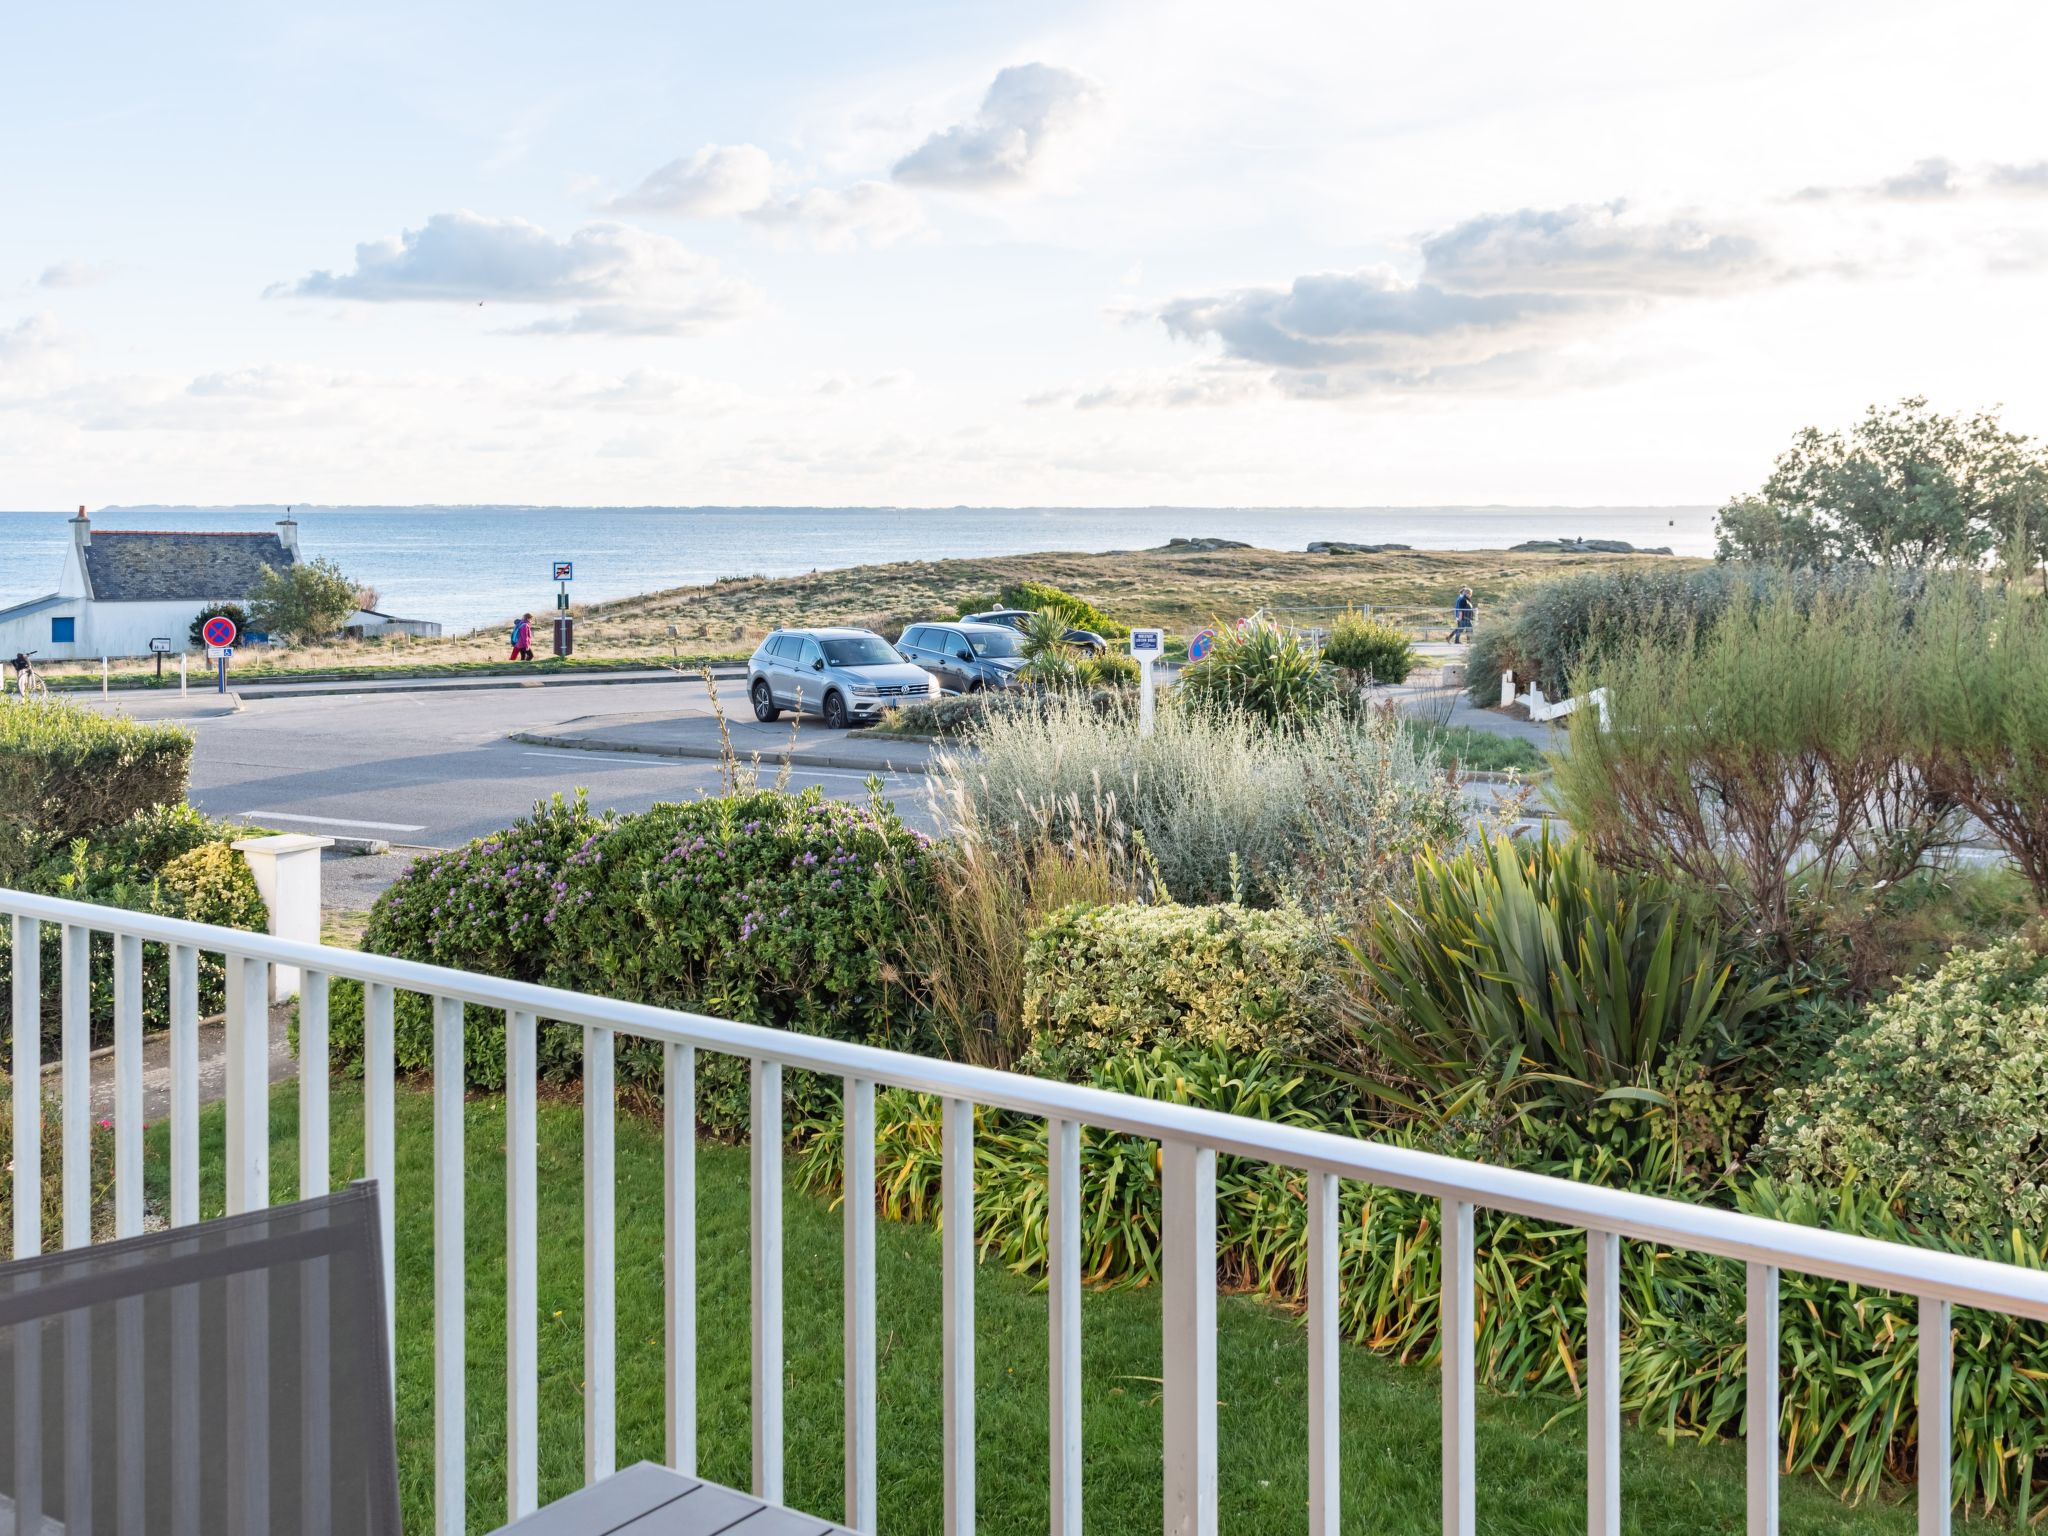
1410;721;1548;775
147;1080;1955;1535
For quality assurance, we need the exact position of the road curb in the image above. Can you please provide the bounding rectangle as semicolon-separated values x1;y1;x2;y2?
233;668;747;701
509;731;938;776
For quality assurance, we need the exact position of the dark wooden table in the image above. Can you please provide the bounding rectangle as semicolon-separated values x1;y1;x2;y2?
493;1462;857;1536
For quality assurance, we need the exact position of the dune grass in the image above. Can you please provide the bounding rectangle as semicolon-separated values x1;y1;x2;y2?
143;1078;1950;1535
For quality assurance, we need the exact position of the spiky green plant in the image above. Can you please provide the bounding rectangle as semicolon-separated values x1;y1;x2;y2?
1177;618;1334;725
1339;827;1780;1111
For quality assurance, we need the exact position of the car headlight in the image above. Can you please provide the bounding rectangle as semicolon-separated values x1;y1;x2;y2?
852;685;879;696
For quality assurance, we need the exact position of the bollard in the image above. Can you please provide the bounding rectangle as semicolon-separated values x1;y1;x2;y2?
232;833;334;998
101;656;108;698
1500;670;1515;709
180;653;188;696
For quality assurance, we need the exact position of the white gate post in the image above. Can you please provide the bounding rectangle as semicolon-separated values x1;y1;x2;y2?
233;833;334;998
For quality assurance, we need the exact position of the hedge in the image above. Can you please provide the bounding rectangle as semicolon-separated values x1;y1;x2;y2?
0;700;192;875
325;789;934;1131
1020;901;1334;1077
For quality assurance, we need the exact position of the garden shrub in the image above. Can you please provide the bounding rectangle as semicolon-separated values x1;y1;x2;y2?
1078;650;1139;688
1020;902;1335;1077
1550;584;1960;953
1321;609;1416;688
0;1085;117;1250
0;803;265;1070
329;789;933;1130
937;691;1460;910
1176;619;1334;725
1760;936;2048;1235
0;700;193;875
1341;828;1781;1114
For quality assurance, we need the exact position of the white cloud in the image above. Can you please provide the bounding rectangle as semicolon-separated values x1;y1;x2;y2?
549;368;748;413
1790;155;2048;202
1028;368;1272;410
36;260;109;290
1990;161;2048;192
611;144;776;217
1133;201;1786;401
275;211;756;337
0;313;64;365
1419;203;1773;295
746;180;924;248
891;63;1105;190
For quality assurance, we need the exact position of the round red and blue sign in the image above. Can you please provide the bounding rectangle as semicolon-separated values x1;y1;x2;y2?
202;615;238;649
1190;627;1216;661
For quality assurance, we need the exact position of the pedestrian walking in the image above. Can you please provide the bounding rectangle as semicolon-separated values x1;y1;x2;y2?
1447;587;1476;644
510;613;535;661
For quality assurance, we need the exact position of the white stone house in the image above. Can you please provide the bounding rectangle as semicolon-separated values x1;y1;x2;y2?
0;508;301;660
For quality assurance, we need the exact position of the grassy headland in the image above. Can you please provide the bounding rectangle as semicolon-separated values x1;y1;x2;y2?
40;543;1699;685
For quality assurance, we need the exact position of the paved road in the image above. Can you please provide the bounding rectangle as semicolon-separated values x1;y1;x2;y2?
96;677;933;853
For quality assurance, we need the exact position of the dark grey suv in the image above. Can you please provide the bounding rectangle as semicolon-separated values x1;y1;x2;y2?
747;628;937;728
894;621;1031;694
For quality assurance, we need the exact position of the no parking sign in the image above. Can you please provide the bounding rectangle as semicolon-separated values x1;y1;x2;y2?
202;614;238;649
1189;628;1216;662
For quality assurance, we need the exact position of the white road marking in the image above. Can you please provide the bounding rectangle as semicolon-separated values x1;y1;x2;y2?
242;810;429;832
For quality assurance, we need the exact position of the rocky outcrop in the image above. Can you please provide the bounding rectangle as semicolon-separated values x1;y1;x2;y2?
1306;540;1412;555
1509;538;1673;555
1158;537;1254;552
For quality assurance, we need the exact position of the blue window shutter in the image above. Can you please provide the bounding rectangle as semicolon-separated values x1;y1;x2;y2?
51;616;76;643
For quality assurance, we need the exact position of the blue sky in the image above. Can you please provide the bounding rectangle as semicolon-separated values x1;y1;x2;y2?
4;0;2047;507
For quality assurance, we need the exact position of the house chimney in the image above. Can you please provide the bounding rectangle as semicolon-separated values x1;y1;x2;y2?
276;511;300;557
71;504;90;550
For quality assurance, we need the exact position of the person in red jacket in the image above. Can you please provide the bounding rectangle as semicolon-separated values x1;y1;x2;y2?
510;613;535;661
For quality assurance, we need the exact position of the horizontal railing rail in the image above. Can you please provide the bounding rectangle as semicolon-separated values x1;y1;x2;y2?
5;882;2033;1536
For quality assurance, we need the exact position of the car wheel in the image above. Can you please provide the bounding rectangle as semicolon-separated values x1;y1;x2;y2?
965;679;983;694
822;690;850;730
750;679;780;722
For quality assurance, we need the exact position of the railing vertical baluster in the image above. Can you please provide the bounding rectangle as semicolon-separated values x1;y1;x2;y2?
1587;1230;1621;1536
1441;1198;1476;1536
171;936;202;1536
585;1022;617;1484
1746;1262;1779;1536
1919;1295;1953;1536
8;915;42;1534
365;980;397;1391
12;913;40;1257
60;923;89;1248
113;933;144;1237
1162;1140;1217;1536
1049;1117;1082;1536
300;969;330;1198
507;1009;540;1519
224;953;270;1215
751;1058;784;1503
433;993;466;1536
301;1206;333;1536
844;1077;877;1533
170;943;200;1227
1307;1169;1339;1536
665;1041;697;1476
942;1097;976;1536
64;1301;92;1531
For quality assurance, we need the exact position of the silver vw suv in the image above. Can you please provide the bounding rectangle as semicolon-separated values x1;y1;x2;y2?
746;628;936;729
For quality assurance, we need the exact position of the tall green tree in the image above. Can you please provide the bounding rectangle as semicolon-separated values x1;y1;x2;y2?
1715;397;2048;574
248;557;361;643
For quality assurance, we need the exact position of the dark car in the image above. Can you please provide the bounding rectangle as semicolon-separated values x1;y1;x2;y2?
894;621;1034;694
960;609;1106;654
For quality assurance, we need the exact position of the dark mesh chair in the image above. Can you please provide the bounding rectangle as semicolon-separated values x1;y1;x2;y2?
0;1182;399;1535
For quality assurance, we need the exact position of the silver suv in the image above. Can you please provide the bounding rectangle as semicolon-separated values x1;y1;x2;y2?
747;628;936;729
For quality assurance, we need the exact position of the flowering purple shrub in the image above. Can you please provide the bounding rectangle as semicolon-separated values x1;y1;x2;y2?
327;788;933;1126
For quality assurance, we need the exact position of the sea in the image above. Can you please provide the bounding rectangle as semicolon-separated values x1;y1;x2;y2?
0;505;1717;636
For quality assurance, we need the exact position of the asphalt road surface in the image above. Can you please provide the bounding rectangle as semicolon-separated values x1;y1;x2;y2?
141;677;933;851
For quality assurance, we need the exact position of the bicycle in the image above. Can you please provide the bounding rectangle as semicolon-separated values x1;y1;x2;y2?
9;650;48;702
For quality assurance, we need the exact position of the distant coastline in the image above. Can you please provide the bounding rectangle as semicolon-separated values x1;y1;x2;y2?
0;504;1717;633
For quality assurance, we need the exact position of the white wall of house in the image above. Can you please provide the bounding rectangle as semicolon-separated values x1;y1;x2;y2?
0;598;216;662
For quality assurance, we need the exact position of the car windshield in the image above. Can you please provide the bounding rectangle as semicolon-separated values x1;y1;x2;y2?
968;630;1024;658
820;635;901;667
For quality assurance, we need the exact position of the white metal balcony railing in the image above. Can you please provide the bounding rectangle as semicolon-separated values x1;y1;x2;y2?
6;886;2048;1536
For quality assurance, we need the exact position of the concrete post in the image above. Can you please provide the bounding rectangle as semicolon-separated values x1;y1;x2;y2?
232;833;333;998
1500;670;1515;709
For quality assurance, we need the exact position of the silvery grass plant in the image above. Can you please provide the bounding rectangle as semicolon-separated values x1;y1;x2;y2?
930;690;1464;912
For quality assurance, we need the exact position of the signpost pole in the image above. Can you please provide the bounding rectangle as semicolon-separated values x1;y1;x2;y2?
217;655;227;695
1129;628;1165;738
180;655;188;696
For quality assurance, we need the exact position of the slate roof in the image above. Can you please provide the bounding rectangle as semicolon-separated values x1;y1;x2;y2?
82;531;296;602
